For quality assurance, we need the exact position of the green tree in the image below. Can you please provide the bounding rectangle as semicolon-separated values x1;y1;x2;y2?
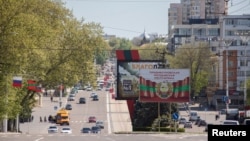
0;0;107;132
169;42;214;98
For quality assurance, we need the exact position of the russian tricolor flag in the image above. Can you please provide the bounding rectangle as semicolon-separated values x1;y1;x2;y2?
12;76;22;88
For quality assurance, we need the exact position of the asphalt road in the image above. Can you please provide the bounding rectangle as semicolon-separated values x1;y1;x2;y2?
18;88;132;135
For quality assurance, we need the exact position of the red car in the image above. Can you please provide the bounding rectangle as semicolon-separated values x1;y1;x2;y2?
88;116;96;123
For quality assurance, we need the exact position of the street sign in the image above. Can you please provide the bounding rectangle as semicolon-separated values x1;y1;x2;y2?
172;112;179;120
222;96;228;102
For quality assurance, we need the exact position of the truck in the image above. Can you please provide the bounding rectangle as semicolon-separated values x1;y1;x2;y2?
56;108;70;125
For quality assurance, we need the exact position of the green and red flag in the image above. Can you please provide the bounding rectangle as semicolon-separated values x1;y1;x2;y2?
27;80;36;91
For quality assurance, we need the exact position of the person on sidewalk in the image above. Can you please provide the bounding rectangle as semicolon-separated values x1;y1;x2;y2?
40;116;43;122
50;96;53;102
44;116;47;122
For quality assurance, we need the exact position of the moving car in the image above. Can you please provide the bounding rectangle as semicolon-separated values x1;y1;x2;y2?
79;97;86;104
92;95;99;101
198;120;207;127
90;93;97;98
67;94;75;101
96;120;104;129
81;127;91;133
91;126;101;133
48;125;58;133
65;104;72;110
184;121;192;128
88;116;97;123
61;127;72;134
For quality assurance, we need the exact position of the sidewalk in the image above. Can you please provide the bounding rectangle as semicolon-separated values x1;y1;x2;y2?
19;92;68;134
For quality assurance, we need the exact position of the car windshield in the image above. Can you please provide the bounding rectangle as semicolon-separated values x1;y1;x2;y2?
62;127;70;130
49;126;57;129
92;127;99;130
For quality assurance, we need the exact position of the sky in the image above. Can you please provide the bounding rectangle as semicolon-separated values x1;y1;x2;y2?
62;0;250;40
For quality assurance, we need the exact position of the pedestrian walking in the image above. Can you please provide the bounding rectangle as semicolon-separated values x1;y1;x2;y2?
40;116;43;122
31;115;34;122
50;96;53;102
44;116;47;122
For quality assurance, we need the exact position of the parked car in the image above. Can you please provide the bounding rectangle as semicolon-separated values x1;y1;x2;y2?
179;118;187;124
91;126;101;133
88;116;97;123
96;120;104;129
184;121;192;128
61;127;72;134
65;104;72;110
81;127;91;133
79;97;86;104
48;125;58;133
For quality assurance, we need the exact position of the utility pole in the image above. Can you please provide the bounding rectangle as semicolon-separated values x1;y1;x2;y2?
155;48;171;132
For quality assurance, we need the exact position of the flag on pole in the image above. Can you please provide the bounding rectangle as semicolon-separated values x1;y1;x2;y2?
27;80;36;91
12;76;22;87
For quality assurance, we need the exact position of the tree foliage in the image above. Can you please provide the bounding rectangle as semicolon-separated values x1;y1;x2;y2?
0;0;108;131
169;42;214;97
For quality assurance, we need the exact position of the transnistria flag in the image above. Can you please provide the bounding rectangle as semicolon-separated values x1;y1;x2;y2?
12;76;22;87
27;80;36;91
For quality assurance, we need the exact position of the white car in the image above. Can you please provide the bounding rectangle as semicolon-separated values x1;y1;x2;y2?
86;87;92;91
61;127;72;134
90;93;97;98
48;125;58;133
96;120;104;129
67;94;75;101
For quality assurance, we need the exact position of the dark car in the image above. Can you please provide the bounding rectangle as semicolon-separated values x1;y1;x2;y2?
79;97;86;104
65;104;72;110
81;127;91;133
194;116;201;125
91;126;101;134
92;95;99;101
198;120;207;127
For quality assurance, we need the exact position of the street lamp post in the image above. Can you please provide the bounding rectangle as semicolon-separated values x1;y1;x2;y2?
222;39;234;110
236;31;250;107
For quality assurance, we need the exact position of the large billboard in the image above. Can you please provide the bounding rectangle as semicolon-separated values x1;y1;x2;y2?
116;60;161;100
139;69;190;103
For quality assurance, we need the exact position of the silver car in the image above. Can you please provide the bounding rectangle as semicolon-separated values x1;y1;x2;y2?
67;94;75;101
48;125;58;133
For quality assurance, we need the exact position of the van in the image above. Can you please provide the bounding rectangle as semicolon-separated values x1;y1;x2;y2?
189;111;198;121
222;120;239;125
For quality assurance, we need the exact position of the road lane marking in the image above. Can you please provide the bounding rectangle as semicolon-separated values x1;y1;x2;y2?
35;137;44;141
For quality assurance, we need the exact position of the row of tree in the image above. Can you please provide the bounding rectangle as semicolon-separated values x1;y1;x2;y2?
0;0;109;131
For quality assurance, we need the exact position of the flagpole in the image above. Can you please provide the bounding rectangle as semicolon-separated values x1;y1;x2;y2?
3;75;8;133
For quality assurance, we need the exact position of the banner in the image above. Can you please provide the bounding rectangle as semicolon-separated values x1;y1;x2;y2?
139;69;190;103
12;76;22;88
116;60;161;100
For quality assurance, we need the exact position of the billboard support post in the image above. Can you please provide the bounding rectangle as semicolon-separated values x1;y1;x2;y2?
158;102;160;132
